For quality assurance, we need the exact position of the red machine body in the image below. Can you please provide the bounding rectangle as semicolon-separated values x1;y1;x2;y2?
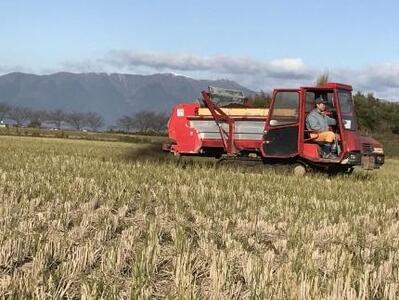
168;103;265;155
164;83;384;173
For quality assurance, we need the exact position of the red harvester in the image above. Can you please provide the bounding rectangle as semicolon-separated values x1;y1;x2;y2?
163;83;384;174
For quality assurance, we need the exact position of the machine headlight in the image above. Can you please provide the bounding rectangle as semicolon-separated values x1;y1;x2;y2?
376;156;384;164
349;153;358;161
373;147;384;154
347;152;361;163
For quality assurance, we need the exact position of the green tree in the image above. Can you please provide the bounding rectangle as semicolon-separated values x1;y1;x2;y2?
248;90;272;108
353;91;399;133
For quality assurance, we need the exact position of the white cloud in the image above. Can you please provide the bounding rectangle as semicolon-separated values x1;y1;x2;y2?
3;49;398;100
57;51;399;99
58;60;107;74
101;50;399;99
332;63;399;99
103;50;314;80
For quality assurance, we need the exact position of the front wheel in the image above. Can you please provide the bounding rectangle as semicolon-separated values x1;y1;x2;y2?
293;163;307;176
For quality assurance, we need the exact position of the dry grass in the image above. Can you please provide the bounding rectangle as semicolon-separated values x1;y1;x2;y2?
0;136;398;299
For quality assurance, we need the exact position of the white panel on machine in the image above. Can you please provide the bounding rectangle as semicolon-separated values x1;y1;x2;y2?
189;120;266;140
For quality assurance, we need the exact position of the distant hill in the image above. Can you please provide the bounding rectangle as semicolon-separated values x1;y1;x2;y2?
0;72;253;125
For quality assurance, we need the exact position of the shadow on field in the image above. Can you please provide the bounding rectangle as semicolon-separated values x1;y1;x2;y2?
122;144;379;179
123;143;219;169
123;143;170;162
122;144;297;175
124;144;246;176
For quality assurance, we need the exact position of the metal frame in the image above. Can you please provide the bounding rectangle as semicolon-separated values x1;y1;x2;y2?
201;91;238;154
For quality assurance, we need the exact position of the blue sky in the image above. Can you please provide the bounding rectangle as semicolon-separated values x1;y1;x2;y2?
1;0;399;98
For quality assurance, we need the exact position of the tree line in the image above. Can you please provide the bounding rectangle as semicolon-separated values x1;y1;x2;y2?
0;103;104;131
1;91;398;135
353;92;399;134
115;111;169;133
0;102;169;133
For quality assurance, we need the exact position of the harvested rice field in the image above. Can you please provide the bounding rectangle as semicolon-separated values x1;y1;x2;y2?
0;136;398;299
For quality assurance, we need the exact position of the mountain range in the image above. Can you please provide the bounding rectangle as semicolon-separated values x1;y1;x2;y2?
0;72;252;125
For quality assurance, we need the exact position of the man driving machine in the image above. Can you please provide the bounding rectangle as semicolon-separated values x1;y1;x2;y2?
306;97;337;158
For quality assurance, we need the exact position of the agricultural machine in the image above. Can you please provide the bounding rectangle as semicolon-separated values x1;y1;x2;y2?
163;83;384;174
